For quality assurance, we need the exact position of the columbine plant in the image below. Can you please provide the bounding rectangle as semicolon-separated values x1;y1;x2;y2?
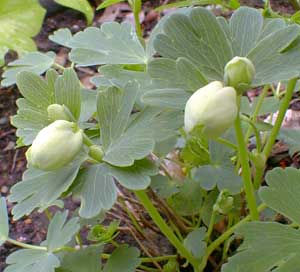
1;5;300;272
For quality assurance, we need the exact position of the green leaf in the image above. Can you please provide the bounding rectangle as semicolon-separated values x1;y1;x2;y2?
74;164;117;219
79;89;97;122
97;83;138;151
201;188;223;227
108;159;158;190
154;8;233;81
75;159;156;218
1;52;55;87
151;7;300;89
69;22;147;66
54;0;94;25
241;96;280;116
58;245;103;272
49;29;73;47
103;245;141;272
151;175;180;199
209;138;235;167
167;179;203;216
103;108;182;166
8;155;85;220
222;222;300;272
279;129;300;156
98;84;181;166
11;70;57;145
147;58;202;92
141;88;190;110
193;165;242;194
181;137;210;168
248;25;300;86
55;68;81;120
0;0;46;68
4;250;60;272
184;227;206;260
259;167;300;225
46;211;80;252
17;71;55;108
0;197;9;246
229;6;263;56
97;0;126;10
176;57;208;89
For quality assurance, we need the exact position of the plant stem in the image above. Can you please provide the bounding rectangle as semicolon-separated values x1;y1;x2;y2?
135;190;200;271
234;99;259;220
289;0;300;10
52;62;65;71
102;253;177;263
205;210;217;242
263;78;297;158
198;203;267;271
134;10;143;43
215;137;237;150
6;238;47;251
83;133;94;147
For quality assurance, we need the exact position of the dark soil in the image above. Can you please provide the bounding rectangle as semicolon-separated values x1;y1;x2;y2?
0;0;298;271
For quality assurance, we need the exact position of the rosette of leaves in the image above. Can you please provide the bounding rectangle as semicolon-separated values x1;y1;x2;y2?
8;66;183;220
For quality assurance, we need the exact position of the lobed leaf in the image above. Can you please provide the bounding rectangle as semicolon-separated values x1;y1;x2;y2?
57;245;103;272
98;84;182;166
8;154;86;220
55;68;82;120
75;159;157;218
46;211;80;252
1;52;56;87
222;222;300;272
151;7;300;90
193;165;242;195
259;167;300;225
74;164;117;219
4;250;60;272
183;227;206;260
103;245;141;272
68;22;147;66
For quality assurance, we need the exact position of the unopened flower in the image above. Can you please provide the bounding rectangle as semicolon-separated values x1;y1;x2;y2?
184;81;238;138
26;120;83;171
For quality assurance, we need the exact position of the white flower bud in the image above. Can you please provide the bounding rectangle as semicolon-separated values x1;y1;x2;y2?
47;104;70;122
184;81;238;138
26;120;83;171
224;56;255;93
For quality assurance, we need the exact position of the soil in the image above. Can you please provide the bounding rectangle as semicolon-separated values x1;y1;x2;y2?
0;0;299;271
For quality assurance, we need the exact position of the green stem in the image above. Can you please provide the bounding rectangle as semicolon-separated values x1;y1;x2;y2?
215;137;237;150
205;209;217;242
198;203;267;271
263;78;297;158
102;253;177;263
253;166;264;190
44;208;52;221
234;98;259;220
289;0;300;10
135;190;200;271
245;85;269;144
241;115;262;152
83;133;94;147
6;238;47;251
52;62;65;71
